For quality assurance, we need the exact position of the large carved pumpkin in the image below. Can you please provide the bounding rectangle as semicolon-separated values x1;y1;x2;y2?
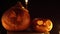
32;18;53;33
1;2;30;31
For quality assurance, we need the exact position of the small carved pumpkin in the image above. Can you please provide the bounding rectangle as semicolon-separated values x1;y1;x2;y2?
32;18;53;33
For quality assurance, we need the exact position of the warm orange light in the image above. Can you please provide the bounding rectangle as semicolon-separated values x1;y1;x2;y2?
45;19;53;31
1;2;30;31
37;20;43;25
32;18;53;33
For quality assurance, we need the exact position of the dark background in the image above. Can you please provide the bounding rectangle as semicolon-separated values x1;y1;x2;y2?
0;0;60;34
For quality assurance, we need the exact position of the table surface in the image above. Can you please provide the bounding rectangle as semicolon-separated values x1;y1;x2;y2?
7;31;50;34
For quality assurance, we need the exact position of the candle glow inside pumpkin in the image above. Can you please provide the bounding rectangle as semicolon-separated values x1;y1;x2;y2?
32;18;53;33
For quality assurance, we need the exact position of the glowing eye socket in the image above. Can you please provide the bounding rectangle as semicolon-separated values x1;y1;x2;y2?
45;20;52;26
37;20;43;25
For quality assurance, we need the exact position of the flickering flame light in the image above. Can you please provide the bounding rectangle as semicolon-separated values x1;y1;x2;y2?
32;18;53;32
25;0;28;5
45;20;53;31
37;20;43;25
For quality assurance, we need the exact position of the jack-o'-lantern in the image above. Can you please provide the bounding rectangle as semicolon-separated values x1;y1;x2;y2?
1;2;30;31
32;18;53;33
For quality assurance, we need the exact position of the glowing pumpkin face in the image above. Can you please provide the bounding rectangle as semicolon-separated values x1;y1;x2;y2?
1;2;30;31
32;18;53;33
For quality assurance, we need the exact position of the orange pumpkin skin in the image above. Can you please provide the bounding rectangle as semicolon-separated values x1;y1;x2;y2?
32;18;53;33
1;2;30;31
